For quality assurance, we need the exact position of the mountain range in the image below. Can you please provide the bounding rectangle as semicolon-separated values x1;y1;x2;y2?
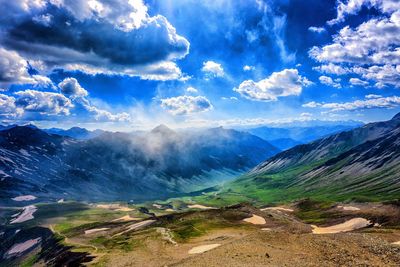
0;125;279;203
218;112;400;203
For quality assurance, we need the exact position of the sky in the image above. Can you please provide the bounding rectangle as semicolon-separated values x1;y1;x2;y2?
0;0;399;130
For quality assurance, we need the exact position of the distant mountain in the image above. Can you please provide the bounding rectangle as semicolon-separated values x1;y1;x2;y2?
44;127;105;139
221;113;400;203
245;123;363;150
0;125;279;203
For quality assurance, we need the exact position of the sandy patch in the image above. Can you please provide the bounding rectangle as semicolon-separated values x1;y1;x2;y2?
12;195;37;201
112;215;141;222
114;220;156;236
4;238;41;259
243;214;266;225
337;205;360;211
261;207;294;212
187;204;216;210
189;244;221;254
10;205;37;224
165;208;175;212
115;207;134;212
96;204;134;211
391;241;400;246
84;228;110;235
261;228;272;231
311;218;371;234
153;204;162;209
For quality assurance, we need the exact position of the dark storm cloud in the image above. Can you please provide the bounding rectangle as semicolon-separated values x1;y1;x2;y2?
0;1;189;77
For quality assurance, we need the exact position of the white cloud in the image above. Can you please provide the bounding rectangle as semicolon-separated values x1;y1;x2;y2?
221;96;238;101
0;47;36;86
0;94;23;118
58;77;88;97
302;95;400;111
313;63;350;75
234;68;312;101
14;90;74;115
310;7;400;88
308;26;326;33
319;75;342;88
349;77;369;86
328;0;400;25
32;13;53;26
365;94;382;99
202;61;224;77
186;87;198;94
243;65;255;71
353;65;400;88
160;95;213;115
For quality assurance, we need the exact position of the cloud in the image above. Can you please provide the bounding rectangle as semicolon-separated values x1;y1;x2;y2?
186;87;198;94
160;95;213;115
0;94;23;118
313;63;350;75
14;90;74;115
349;77;369;86
365;94;382;99
328;0;400;25
308;26;326;33
243;65;255;71
221;96;238;101
234;69;312;101
0;47;37;86
1;0;190;80
319;76;342;88
58;77;131;122
58;77;88;97
310;5;400;88
202;61;224;77
302;95;400;111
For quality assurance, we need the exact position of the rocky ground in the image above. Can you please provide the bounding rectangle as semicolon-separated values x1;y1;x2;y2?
2;200;400;266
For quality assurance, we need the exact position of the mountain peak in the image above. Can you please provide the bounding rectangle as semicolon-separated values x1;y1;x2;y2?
150;124;175;135
392;112;400;121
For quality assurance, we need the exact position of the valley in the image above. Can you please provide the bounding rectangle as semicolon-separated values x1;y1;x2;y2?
1;115;400;266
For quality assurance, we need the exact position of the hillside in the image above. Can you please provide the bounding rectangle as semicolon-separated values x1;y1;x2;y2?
202;113;400;205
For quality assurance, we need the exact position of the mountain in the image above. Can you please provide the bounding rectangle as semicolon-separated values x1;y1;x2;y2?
245;123;363;150
44;127;105;139
0;125;279;203
217;113;400;203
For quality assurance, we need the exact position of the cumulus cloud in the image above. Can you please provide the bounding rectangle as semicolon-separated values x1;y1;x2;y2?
349;77;369;86
319;76;342;88
243;65;255;71
58;77;88;97
160;95;213;115
234;69;312;101
186;87;198;94
0;0;190;80
0;47;37;86
0;94;23;118
308;26;326;33
365;94;382;99
302;95;400;111
202;61;224;77
328;0;400;25
310;3;400;88
57;77;131;122
14;90;74;115
313;63;350;75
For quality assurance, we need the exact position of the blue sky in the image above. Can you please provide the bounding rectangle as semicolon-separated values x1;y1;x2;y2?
0;0;399;130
